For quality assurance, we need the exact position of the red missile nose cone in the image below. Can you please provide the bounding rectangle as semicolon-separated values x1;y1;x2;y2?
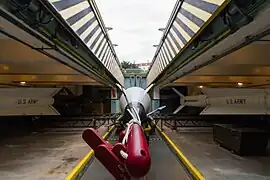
126;149;151;178
125;124;151;178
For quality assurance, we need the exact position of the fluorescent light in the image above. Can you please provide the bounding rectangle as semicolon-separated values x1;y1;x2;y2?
20;81;26;85
237;82;243;86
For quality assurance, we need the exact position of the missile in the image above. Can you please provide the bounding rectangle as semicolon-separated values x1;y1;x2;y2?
115;86;153;178
82;84;166;179
172;88;270;115
119;86;151;124
125;123;151;178
118;84;165;123
0;88;60;116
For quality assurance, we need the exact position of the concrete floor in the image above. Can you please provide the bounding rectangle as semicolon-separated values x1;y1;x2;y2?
81;133;191;180
0;127;107;180
164;127;270;180
2;123;269;180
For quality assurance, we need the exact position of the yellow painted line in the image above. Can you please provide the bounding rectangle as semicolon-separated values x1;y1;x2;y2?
65;125;115;180
144;124;152;132
156;125;205;180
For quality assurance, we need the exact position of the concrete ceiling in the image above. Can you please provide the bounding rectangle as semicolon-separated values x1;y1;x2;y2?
171;38;270;89
163;5;270;90
0;34;101;87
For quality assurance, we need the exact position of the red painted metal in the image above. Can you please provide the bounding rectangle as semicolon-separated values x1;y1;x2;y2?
82;128;112;151
95;144;130;180
82;128;130;180
125;124;151;178
119;130;125;143
82;125;151;179
112;143;127;162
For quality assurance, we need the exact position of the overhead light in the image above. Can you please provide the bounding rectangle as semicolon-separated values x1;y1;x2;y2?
2;65;9;70
20;81;26;85
106;27;113;31
199;85;203;88
158;28;165;31
237;82;243;86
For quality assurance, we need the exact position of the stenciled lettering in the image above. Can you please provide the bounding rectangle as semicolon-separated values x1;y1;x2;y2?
226;98;246;105
17;98;38;105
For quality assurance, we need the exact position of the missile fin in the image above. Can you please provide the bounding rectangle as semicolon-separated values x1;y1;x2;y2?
116;83;127;94
200;106;270;115
172;88;184;98
173;105;185;114
147;105;166;116
145;84;154;93
0;88;61;116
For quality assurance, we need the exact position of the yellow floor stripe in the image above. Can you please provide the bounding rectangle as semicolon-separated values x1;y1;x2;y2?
156;125;205;180
65;125;115;180
144;124;152;132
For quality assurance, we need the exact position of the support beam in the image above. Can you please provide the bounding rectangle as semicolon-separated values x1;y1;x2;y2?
111;87;119;113
152;86;160;111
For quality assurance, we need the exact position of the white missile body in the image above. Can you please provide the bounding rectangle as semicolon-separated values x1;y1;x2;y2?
117;84;165;123
173;88;270;115
119;87;151;114
0;88;60;116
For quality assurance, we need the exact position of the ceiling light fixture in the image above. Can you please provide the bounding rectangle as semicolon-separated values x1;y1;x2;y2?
237;82;243;86
20;81;26;85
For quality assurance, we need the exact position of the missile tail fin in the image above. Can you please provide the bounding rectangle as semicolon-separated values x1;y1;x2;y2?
145;84;154;93
172;88;184;98
116;83;129;104
147;105;166;117
116;83;126;93
173;105;185;114
172;88;185;114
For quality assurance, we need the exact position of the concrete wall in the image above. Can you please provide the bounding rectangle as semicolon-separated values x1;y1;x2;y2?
82;86;111;114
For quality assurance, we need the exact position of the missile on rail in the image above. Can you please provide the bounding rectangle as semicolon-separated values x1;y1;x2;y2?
119;86;151;123
118;84;154;124
0;88;60;116
82;84;166;179
172;88;270;115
